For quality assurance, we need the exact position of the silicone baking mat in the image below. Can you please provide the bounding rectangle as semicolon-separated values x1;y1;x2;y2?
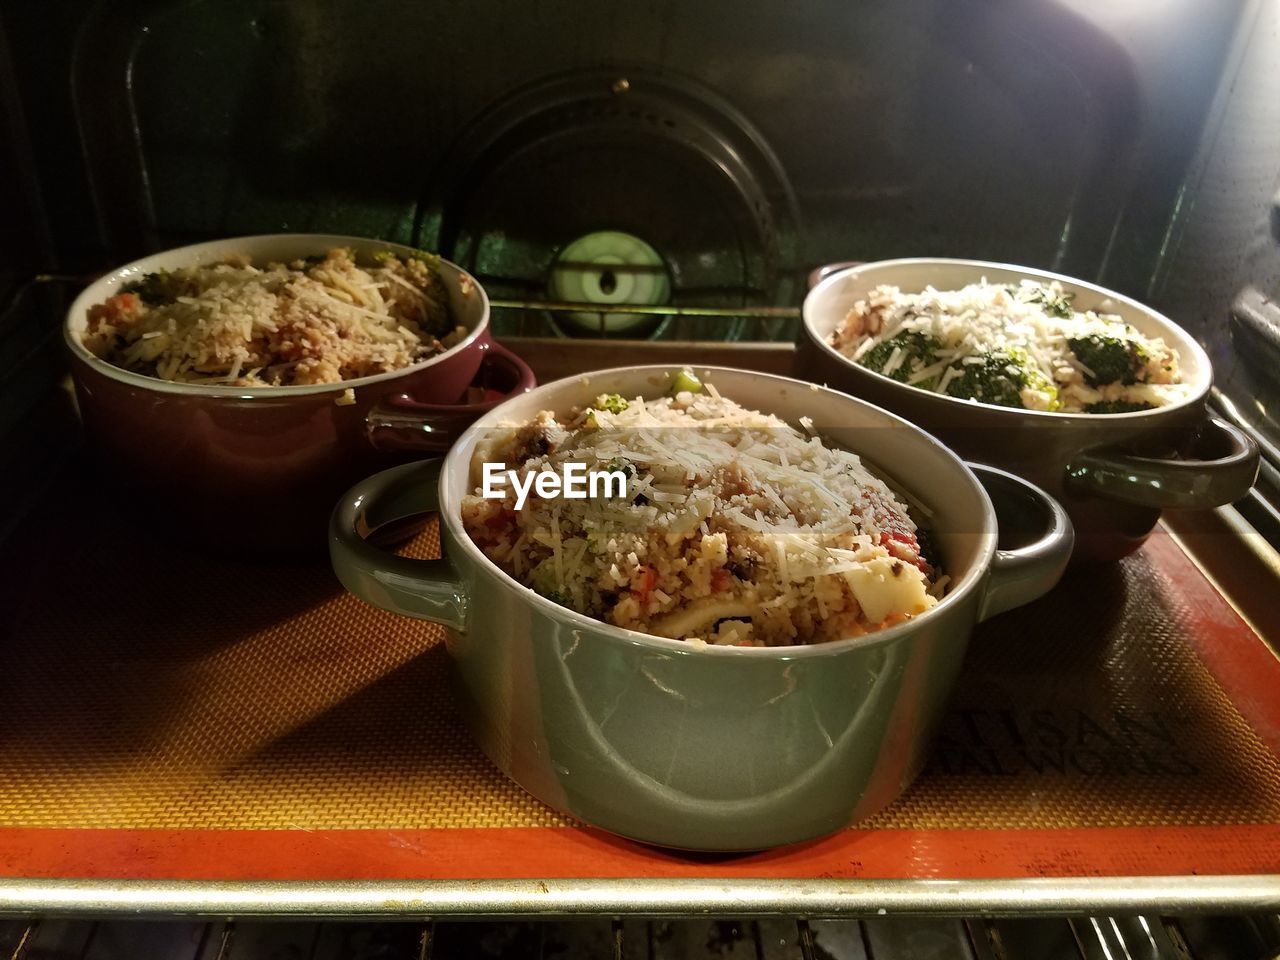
1;491;1278;881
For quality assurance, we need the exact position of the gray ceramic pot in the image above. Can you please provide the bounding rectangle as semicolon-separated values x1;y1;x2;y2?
330;367;1072;851
800;259;1259;563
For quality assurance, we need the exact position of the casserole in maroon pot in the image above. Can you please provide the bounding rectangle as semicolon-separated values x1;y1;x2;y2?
63;234;534;548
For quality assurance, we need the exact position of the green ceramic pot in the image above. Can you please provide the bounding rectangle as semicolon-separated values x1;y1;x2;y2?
330;367;1072;850
800;259;1259;563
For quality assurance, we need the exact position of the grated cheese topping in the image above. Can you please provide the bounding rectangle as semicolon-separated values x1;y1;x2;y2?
81;248;462;387
829;278;1191;413
461;387;942;646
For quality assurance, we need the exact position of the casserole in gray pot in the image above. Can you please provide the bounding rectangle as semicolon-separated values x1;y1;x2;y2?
330;367;1072;850
800;259;1259;563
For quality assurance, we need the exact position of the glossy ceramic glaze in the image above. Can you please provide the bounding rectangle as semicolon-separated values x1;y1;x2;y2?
799;259;1259;562
64;234;533;547
330;367;1073;850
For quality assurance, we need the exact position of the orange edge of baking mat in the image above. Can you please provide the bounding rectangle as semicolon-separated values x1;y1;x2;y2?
1;824;1279;881
1144;532;1280;758
2;529;1279;883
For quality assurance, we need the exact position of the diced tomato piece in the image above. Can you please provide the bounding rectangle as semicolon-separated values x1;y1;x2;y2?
88;291;144;331
634;565;657;603
878;529;914;549
880;529;933;575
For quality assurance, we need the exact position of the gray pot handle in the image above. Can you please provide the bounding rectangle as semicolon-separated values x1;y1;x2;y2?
329;459;468;631
1065;417;1259;509
969;463;1074;622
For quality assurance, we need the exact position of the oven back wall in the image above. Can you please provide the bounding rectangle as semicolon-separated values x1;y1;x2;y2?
1;0;1251;308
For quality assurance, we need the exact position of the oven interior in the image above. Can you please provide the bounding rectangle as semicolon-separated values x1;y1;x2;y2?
1;0;1279;955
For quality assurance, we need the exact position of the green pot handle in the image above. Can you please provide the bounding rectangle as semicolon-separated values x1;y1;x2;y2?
1065;417;1259;509
970;463;1075;622
328;459;468;631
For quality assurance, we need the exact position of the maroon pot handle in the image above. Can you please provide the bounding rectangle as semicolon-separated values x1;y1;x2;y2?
807;261;865;290
366;340;536;454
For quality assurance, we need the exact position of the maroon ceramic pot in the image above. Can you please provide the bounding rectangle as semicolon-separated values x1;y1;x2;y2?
64;234;534;548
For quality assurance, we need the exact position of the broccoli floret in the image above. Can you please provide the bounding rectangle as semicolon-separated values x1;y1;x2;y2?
1021;283;1075;319
1084;400;1154;415
121;271;178;306
670;368;703;395
371;248;439;269
857;331;941;385
593;393;630;414
408;248;442;269
540;589;571;608
945;349;1057;410
605;456;636;478
530;559;570;605
946;352;1026;407
1068;334;1148;387
604;457;646;505
1020;359;1060;410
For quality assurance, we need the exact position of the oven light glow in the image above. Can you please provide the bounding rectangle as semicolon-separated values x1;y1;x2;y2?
1061;0;1183;14
1057;0;1204;30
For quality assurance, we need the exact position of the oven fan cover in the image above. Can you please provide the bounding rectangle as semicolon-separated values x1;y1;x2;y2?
423;70;800;340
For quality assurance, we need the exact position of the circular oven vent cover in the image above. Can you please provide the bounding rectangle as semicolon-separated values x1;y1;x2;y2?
547;230;671;335
423;69;800;339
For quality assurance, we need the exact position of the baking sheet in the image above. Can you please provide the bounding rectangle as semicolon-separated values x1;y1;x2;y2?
0;484;1278;884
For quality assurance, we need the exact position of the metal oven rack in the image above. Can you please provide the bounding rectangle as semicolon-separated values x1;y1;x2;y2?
5;913;1280;960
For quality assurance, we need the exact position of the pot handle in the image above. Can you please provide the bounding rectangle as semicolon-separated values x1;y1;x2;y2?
807;261;865;290
1064;417;1259;509
969;463;1074;622
367;340;536;454
329;459;468;631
